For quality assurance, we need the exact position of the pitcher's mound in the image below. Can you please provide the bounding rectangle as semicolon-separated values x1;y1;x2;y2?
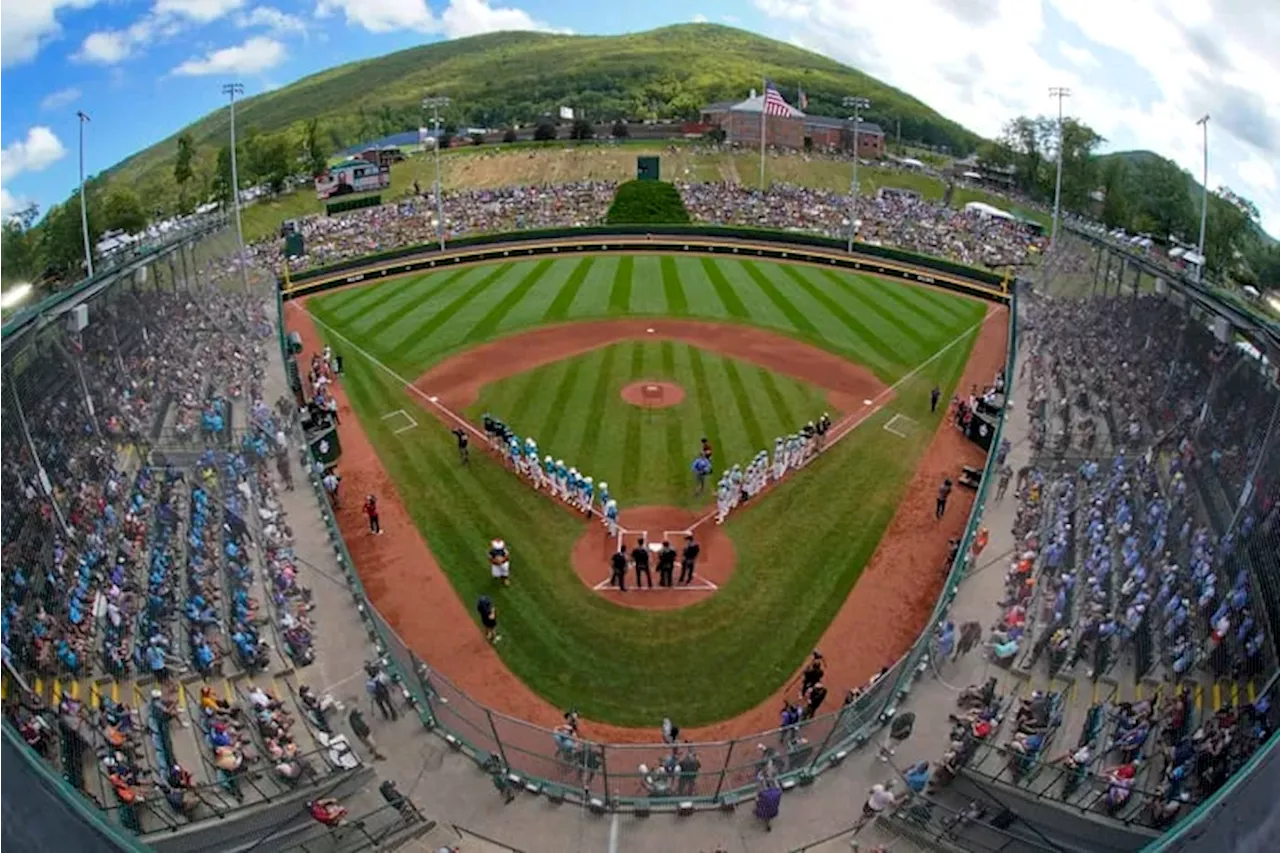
620;380;685;409
571;506;734;610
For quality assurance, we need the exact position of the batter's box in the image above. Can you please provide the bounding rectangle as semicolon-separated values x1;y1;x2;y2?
381;409;419;435
883;413;917;439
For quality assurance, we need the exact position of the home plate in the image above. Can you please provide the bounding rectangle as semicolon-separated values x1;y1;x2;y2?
428;396;439;403
647;327;655;333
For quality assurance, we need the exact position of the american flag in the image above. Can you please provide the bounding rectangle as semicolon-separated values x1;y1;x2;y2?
762;80;795;117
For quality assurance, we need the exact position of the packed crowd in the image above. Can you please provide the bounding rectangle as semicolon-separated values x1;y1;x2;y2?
0;278;364;827
924;288;1278;830
251;177;1046;275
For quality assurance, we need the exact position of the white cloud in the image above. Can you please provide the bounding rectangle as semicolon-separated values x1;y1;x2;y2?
40;86;83;111
154;0;245;22
76;29;137;64
1058;41;1099;69
1237;153;1277;194
691;13;708;23
236;6;308;34
172;35;286;75
1;127;68;183
1;126;67;220
0;0;100;68
315;0;556;37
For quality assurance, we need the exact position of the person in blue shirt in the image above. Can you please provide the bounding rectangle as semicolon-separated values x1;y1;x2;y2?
692;455;712;495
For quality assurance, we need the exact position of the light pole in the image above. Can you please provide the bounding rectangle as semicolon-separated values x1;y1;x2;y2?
843;96;870;252
1049;87;1071;248
423;95;451;251
1196;114;1210;282
76;111;94;277
221;82;250;294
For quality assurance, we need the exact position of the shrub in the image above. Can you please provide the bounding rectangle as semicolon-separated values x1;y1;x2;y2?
605;180;691;225
534;122;557;142
502;128;518;143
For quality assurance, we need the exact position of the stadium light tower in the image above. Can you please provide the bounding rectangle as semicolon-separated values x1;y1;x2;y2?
1049;87;1071;248
1196;114;1210;282
222;82;250;294
423;95;451;251
843;96;871;253
76;111;94;277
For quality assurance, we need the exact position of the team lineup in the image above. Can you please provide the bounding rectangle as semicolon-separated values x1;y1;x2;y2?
479;410;837;538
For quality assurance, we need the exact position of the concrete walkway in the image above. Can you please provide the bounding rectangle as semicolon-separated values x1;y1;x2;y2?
265;315;1035;853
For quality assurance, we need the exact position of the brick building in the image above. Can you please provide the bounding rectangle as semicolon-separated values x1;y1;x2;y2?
700;92;885;157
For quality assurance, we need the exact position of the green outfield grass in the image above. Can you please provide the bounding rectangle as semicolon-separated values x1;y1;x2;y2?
470;341;831;508
307;254;988;725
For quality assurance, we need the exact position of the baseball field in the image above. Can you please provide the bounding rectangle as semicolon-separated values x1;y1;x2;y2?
293;252;1006;733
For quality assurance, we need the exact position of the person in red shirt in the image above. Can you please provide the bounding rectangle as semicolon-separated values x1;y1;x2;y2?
308;798;348;827
363;495;381;535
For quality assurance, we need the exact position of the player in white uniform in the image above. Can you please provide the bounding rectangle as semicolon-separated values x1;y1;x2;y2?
596;482;610;523
579;476;594;513
543;455;555;491
729;465;743;509
567;467;579;504
772;437;787;481
604;499;620;537
525;438;539;484
489;538;511;586
555;459;568;498
715;475;732;524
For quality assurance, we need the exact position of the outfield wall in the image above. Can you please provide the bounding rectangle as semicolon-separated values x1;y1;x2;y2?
278;227;1011;305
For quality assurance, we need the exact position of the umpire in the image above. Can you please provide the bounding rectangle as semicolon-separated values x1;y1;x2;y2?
679;535;700;585
610;546;628;591
631;538;653;589
657;541;677;587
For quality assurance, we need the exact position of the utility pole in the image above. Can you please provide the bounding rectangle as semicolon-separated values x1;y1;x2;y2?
1198;114;1208;281
1049;87;1071;248
221;82;250;294
423;95;451;251
843;96;871;253
76;111;94;277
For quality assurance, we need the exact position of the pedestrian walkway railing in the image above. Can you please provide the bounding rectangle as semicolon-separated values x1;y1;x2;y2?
287;286;1022;810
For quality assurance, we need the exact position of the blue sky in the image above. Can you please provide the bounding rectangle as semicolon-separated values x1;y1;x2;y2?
3;0;1278;235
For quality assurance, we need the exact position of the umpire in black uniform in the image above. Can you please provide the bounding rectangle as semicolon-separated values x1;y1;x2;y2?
631;538;652;589
679;535;700;585
609;547;628;591
656;541;677;587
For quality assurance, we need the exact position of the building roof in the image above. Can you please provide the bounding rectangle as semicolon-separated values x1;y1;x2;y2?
728;93;805;118
802;115;885;136
329;159;371;171
702;101;737;113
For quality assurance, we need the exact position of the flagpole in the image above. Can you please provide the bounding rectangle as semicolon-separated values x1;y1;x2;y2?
759;77;767;189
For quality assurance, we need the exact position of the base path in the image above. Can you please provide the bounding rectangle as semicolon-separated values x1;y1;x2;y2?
571;506;734;610
619;380;685;409
291;298;1006;744
412;318;886;415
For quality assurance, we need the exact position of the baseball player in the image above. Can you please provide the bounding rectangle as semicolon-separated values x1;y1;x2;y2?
525;438;539;483
580;476;595;514
715;475;732;524
543;455;555;490
729;464;744;508
817;412;831;451
604;499;620;537
482;413;497;446
555;459;568;499
508;435;522;472
597;481;610;521
567;467;580;504
772;437;786;481
489;538;512;586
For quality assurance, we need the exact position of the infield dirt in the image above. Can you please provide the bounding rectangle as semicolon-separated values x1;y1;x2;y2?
290;298;1006;743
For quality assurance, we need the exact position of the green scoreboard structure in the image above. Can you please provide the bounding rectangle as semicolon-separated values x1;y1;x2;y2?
637;156;660;181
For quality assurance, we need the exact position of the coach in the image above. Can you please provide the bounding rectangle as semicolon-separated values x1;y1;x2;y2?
610;547;628;591
679;535;700;585
632;538;653;589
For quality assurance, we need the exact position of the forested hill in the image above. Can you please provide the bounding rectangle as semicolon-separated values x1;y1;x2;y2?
106;23;981;203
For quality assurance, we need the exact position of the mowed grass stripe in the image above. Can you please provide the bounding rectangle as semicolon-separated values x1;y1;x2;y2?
660;257;689;315
721;358;767;452
740;261;819;335
322;276;414;322
537;354;587;450
661;342;685;496
778;265;901;368
350;267;473;334
464;259;554;343
700;257;749;318
755;366;797;430
817;269;937;353
686;347;723;473
577;344;620;466
609;256;634;312
390;264;513;362
543;257;594;323
858;274;970;333
620;343;644;488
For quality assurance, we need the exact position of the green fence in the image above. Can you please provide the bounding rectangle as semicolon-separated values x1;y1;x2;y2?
285;279;1020;810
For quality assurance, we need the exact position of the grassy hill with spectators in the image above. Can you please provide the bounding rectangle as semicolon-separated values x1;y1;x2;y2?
104;23;981;210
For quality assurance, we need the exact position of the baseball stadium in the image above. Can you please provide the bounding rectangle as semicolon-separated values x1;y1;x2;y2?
3;23;1280;853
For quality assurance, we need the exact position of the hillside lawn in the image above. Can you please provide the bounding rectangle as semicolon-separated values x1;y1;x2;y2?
469;342;832;508
307;254;987;725
240;144;1042;242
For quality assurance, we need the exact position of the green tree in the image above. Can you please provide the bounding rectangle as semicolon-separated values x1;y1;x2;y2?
174;132;196;212
247;132;296;194
611;120;629;139
534;121;557;142
214;144;235;203
570;118;593;140
1132;157;1194;240
101;188;148;234
1203;187;1256;277
39;196;100;277
1000;116;1044;196
1;212;41;285
1099;158;1130;229
305;118;328;176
